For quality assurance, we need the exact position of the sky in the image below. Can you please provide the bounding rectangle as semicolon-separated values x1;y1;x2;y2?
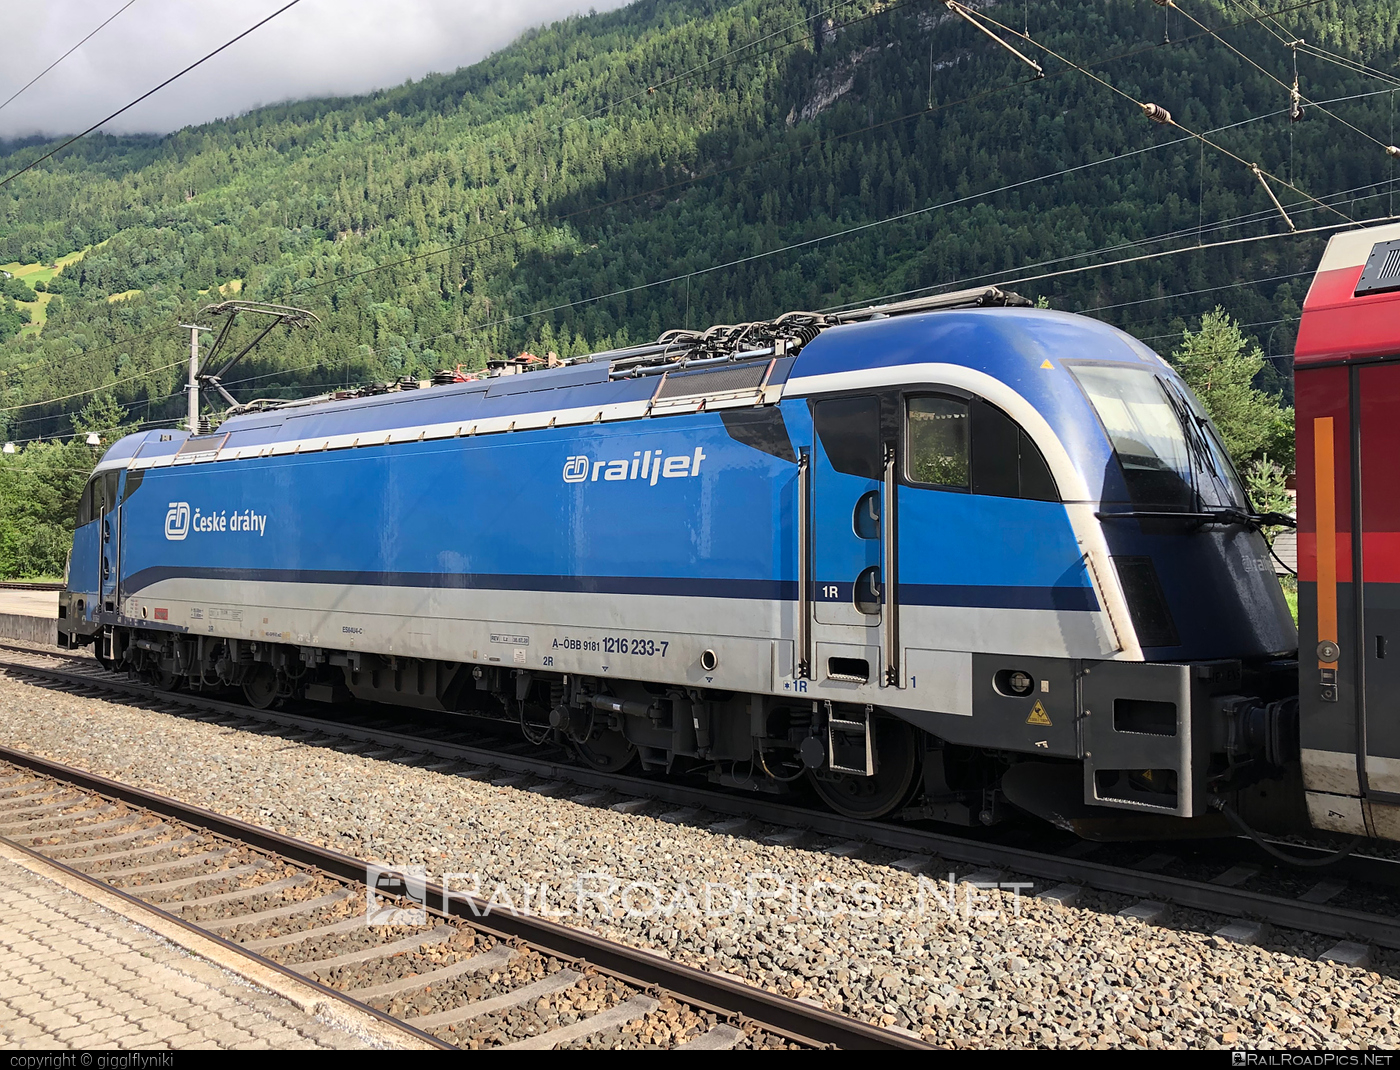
0;0;630;140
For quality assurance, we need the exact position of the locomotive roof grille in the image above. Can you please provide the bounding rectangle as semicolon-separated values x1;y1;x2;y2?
1355;238;1400;297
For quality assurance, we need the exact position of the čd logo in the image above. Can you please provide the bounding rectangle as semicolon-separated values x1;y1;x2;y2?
164;502;190;541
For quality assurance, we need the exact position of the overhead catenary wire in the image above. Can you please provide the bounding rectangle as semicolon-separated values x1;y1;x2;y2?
184;187;1383;408
194;236;1336;415
0;0;305;191
1223;0;1400;89
311;93;1394;358
0;0;140;119
276;0;1336;302
953;2;1353;227
1296;40;1400;90
1079;267;1313;314
1167;0;1400;156
0;322;185;385
997;232;1337;303
816;167;1394;316
0;359;184;415
232;145;1400;394
0;0;1355;419
3;376;190;435
11;91;1378;422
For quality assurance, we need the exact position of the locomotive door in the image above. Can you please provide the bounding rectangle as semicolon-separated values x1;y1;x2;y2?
97;469;121;612
807;396;898;688
1357;362;1400;801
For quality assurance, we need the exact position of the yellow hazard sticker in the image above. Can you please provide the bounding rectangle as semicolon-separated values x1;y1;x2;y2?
1026;701;1052;726
1040;359;1054;369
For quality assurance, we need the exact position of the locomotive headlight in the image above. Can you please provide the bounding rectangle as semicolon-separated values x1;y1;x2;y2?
994;669;1035;698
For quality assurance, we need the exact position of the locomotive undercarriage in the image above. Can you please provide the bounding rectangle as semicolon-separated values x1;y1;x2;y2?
88;625;1004;822
85;624;1308;832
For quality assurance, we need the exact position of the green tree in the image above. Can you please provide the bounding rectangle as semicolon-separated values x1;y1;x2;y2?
71;393;133;445
0;296;29;340
1170;308;1294;476
0;438;93;578
0;276;34;302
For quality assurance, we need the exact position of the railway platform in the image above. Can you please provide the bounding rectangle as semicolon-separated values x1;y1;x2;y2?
0;841;423;1050
0;589;58;647
0;589;58;619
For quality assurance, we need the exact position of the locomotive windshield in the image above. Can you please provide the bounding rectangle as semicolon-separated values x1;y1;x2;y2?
1070;364;1246;511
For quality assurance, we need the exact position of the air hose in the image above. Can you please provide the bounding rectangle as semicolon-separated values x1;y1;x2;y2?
1210;798;1363;867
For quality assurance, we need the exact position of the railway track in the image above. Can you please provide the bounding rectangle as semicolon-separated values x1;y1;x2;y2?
0;744;928;1050
1;642;1396;967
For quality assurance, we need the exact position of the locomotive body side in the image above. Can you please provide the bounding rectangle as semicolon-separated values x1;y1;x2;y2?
59;306;1300;831
1295;220;1400;840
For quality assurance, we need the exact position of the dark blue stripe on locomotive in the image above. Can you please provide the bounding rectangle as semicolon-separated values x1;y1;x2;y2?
123;564;1098;611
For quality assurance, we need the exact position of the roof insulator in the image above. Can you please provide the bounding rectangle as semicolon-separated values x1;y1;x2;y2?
1387;145;1400;158
1151;0;1171;5
1142;103;1173;125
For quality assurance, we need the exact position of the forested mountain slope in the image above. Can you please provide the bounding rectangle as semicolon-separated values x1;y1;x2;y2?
1;0;1396;446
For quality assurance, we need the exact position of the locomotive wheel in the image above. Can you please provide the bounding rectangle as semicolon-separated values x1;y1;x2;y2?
150;668;182;692
242;665;280;710
809;717;920;820
573;729;637;772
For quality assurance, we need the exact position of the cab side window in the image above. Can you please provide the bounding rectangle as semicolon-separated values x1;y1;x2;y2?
813;395;881;480
907;397;969;488
76;477;98;526
907;395;1058;501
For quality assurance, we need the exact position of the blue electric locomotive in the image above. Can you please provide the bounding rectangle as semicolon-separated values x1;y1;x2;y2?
59;287;1299;835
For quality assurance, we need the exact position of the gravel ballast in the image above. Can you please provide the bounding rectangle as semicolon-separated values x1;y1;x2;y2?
2;674;1397;1049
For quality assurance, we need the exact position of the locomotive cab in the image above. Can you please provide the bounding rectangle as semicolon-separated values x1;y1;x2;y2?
785;308;1298;835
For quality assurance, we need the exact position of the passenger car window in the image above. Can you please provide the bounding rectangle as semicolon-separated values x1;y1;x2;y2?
907;396;969;488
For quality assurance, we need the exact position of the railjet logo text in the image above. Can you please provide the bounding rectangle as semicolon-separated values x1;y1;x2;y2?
562;448;706;485
164;502;267;540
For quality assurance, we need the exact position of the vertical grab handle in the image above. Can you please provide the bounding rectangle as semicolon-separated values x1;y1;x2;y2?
881;442;900;688
797;448;811;680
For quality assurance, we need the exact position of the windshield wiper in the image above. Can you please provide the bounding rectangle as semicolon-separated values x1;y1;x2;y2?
1096;508;1297;530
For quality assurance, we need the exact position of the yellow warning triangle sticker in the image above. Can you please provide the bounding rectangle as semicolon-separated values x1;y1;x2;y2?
1040;359;1054;369
1026;700;1052;726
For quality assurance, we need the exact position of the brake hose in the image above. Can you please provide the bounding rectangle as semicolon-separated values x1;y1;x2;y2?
1211;799;1363;867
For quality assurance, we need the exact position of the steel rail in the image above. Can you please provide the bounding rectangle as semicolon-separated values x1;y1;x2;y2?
0;740;931;1051
0;824;451;1049
4;650;1400;952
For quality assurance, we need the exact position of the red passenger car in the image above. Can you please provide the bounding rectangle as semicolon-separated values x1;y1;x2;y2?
1296;220;1400;840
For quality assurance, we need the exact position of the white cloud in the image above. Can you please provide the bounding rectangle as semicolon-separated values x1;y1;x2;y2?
0;0;629;139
